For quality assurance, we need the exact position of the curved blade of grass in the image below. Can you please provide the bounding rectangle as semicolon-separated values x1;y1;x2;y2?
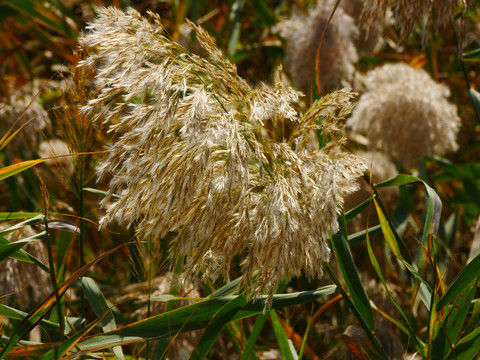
365;227;421;348
345;197;373;224
0;231;49;271
469;87;480;123
271;310;297;360
240;311;270;360
0;159;48;182
438;252;480;310
38;316;104;360
348;225;382;245
0;304;83;333
331;212;375;332
0;212;43;221
0;239;39;262
446;327;480;360
73;286;336;354
190;294;247;360
375;174;442;246
0;244;127;357
373;195;433;308
324;263;389;360
81;277;125;360
432;276;479;359
463;48;480;60
228;0;244;56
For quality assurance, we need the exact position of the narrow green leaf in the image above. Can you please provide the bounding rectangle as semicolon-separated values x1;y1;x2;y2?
228;0;244;56
345;197;373;224
331;212;375;332
469;87;480;123
438;252;480;310
0;159;48;182
446;327;480;360
190;294;247;360
365;226;421;348
271;310;297;360
251;0;275;27
81;277;125;360
83;187;120;200
0;244;127;357
240;311;270;360
0;212;43;221
0;304;83;333
463;48;480;60
74;286;336;354
38;316;103;360
324;263;389;360
432;277;479;359
348;225;382;245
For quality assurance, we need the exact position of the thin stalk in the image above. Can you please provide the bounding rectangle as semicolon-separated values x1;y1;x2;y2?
40;180;65;341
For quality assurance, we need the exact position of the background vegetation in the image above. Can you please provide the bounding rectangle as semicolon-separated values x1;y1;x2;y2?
1;0;480;359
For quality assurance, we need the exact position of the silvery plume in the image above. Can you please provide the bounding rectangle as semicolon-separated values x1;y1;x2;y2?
347;63;460;169
79;7;365;300
274;0;359;97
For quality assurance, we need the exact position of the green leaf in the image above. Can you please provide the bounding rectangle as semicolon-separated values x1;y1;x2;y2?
331;212;375;332
365;226;421;348
74;286;336;354
348;225;382;245
469;87;480;123
0;304;83;334
432;277;479;359
228;0;244;56
240;311;270;360
0;212;43;221
38;316;103;360
0;159;48;182
446;327;480;360
81;277;125;360
271;310;297;360
251;0;275;27
463;48;480;61
0;244;127;357
438;252;480;310
190;294;247;360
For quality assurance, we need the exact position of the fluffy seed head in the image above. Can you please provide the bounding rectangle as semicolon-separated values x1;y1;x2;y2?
80;7;366;300
359;0;476;43
347;63;460;169
274;0;359;97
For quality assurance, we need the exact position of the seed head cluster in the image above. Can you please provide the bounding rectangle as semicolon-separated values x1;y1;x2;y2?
360;0;476;42
347;63;460;169
274;0;358;97
80;7;365;300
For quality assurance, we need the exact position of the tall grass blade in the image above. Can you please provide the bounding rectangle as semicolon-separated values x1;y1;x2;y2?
445;327;480;360
81;277;125;360
73;286;336;354
331;212;375;332
431;277;479;359
271;310;297;360
240;311;270;360
0;159;49;182
438;252;480;310
0;244;127;357
190;294;247;360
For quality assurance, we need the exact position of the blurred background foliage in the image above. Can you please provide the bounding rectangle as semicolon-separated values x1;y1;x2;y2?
2;0;480;359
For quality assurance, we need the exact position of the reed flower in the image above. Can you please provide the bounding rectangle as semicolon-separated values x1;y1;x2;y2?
360;0;476;43
274;0;358;97
0;81;50;156
0;226;50;309
80;7;365;300
347;63;460;169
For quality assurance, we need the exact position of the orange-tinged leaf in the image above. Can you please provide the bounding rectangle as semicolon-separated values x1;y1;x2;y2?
0;159;48;181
